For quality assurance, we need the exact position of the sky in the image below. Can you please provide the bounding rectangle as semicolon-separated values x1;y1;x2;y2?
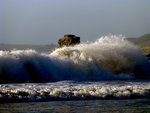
0;0;150;44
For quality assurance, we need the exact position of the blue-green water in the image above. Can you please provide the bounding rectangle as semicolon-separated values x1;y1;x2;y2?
0;99;150;113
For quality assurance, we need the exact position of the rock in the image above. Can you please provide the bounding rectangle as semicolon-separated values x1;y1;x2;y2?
146;53;150;60
58;34;80;47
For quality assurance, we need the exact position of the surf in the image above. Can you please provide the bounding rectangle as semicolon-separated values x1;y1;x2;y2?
0;35;150;83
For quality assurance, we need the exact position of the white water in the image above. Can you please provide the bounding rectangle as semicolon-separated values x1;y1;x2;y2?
1;80;150;102
0;35;150;83
51;35;150;78
0;35;150;102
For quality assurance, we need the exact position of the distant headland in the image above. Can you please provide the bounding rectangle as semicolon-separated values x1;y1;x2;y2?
127;33;150;60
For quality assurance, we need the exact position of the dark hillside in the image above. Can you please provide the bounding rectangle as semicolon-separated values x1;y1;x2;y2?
127;34;150;47
127;34;150;55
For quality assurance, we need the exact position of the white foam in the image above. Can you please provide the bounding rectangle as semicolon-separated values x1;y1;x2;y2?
0;35;150;83
0;81;150;102
51;35;150;78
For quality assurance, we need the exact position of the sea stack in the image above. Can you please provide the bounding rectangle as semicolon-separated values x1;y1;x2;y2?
58;34;80;47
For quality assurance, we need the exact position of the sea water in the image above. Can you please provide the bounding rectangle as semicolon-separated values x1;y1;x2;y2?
1;81;150;112
0;35;150;112
1;99;150;113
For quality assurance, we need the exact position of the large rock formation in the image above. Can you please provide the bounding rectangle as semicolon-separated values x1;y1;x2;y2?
58;34;80;47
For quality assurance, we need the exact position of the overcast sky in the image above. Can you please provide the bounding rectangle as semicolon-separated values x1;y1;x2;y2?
0;0;150;44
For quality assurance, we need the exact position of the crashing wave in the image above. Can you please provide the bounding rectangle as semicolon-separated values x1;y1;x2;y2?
1;81;150;102
0;35;150;83
51;35;150;78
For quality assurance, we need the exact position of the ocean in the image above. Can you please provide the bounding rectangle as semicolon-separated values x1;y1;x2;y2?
0;35;150;112
1;99;150;113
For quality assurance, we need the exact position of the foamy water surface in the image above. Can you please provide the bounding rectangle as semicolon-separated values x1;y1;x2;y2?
0;80;150;102
0;35;150;102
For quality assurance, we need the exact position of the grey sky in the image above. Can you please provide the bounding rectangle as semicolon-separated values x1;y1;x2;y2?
0;0;150;44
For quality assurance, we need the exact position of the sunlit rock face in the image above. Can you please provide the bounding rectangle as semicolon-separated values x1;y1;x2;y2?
58;34;80;48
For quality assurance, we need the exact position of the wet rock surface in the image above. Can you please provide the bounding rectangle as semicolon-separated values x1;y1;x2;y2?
58;34;80;47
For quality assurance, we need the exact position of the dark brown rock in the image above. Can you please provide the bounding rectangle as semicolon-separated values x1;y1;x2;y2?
58;34;80;47
146;53;150;60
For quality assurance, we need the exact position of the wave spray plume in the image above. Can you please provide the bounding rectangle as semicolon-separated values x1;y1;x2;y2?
0;35;150;83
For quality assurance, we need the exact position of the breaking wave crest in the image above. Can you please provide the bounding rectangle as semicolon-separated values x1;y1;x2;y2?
1;81;150;102
0;35;150;83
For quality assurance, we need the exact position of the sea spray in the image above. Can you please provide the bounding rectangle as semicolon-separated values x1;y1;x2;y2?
52;35;150;78
0;35;150;83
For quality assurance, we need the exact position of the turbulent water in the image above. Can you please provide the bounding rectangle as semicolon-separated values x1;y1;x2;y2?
0;35;150;102
1;81;150;102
